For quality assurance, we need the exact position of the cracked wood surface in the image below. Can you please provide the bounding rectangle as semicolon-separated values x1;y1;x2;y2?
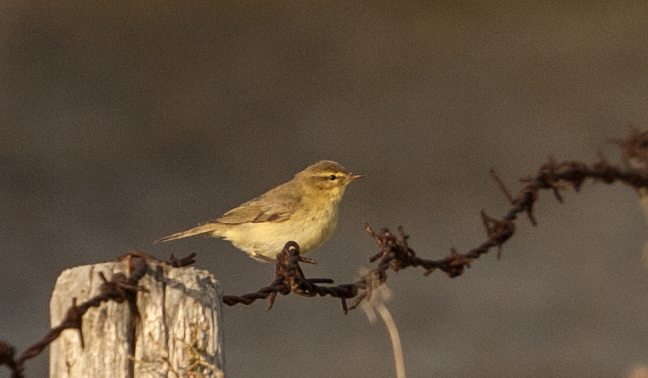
49;261;224;378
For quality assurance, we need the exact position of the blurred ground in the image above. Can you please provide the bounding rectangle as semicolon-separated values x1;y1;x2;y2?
1;1;648;377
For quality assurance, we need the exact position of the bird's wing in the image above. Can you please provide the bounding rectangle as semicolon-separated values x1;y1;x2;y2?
212;184;300;224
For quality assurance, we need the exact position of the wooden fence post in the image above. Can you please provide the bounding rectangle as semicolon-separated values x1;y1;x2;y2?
49;261;224;378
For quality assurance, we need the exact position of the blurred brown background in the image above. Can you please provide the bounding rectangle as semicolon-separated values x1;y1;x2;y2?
2;1;648;377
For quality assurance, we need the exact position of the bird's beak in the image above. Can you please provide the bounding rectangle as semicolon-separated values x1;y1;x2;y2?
349;173;364;181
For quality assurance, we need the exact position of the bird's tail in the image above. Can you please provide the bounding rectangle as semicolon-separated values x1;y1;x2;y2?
154;223;224;244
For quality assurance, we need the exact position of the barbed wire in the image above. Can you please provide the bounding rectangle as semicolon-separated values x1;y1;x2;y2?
0;252;196;378
2;129;648;377
223;128;648;313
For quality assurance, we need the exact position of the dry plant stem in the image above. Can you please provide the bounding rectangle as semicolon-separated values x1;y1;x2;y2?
375;302;406;378
224;129;648;314
360;274;406;378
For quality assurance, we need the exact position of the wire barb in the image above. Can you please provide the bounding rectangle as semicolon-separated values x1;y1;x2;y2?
490;168;514;204
481;210;515;260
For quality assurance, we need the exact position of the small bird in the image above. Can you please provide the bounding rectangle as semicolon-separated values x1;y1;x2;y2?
156;160;362;262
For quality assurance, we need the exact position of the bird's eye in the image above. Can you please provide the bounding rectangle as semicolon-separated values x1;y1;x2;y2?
329;175;337;181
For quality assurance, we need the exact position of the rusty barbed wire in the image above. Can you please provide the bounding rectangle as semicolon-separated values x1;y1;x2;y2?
113;250;198;267
0;251;196;378
223;241;361;312
4;129;648;376
223;128;648;314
